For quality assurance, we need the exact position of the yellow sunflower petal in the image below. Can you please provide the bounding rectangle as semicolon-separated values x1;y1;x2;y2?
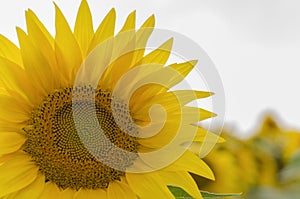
133;89;212;110
139;14;155;31
130;60;197;102
113;64;164;103
109;14;155;83
0;56;39;105
169;90;213;105
130;84;179;115
119;11;136;33
24;9;54;48
0;120;25;132
109;52;136;87
88;8;116;53
108;181;137;199
192;130;225;143
137;120;183;148
17;27;54;95
74;189;107;199
113;10;137;63
137;38;173;65
0;152;38;197
60;188;75;199
25;10;59;86
0;35;23;67
74;0;94;56
159;171;203;199
126;173;174;199
6;174;45;199
137;15;155;43
0;94;30;123
99;11;139;90
181;106;217;122
102;38;136;89
129;85;165;112
54;3;82;82
0;87;7;95
164;150;215;180
0;132;26;155
39;182;62;198
133;60;197;98
0;151;17;165
132;15;155;64
164;60;197;88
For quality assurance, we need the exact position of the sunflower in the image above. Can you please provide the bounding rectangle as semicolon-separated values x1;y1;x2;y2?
253;115;300;163
0;0;218;198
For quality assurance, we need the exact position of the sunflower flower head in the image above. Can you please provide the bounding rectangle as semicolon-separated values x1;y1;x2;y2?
0;1;219;198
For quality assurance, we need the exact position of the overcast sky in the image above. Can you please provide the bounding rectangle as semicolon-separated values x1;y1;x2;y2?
1;0;299;135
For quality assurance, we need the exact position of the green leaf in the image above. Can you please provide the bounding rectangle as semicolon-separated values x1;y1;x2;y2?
201;191;242;198
168;185;242;199
279;150;300;183
168;185;194;199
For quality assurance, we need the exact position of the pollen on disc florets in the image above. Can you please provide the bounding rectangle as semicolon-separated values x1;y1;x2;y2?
23;85;139;190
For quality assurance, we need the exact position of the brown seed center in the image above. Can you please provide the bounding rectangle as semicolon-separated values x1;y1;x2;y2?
23;86;138;190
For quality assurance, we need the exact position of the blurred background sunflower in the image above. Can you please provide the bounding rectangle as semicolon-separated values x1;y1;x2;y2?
194;114;300;198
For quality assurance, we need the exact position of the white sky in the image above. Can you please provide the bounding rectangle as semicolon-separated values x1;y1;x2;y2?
1;0;299;135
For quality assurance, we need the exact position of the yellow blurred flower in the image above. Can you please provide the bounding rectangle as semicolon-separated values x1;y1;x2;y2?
196;114;300;198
